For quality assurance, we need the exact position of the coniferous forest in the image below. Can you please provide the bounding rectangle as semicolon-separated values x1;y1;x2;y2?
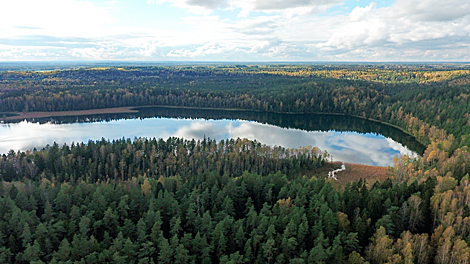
1;64;470;263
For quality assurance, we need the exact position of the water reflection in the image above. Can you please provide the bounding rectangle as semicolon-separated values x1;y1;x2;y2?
1;116;417;166
8;106;425;155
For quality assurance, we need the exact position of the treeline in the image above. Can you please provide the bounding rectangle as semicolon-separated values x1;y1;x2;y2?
3;143;461;263
15;106;426;155
1;65;470;263
0;138;326;184
1;65;469;147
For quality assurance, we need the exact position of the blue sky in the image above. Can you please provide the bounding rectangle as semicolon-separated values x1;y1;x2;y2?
0;0;469;61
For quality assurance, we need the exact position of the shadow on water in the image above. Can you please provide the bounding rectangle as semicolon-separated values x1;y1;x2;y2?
9;106;426;155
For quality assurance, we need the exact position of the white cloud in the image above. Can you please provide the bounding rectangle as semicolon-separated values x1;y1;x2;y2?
227;122;313;148
389;0;470;22
385;138;417;158
0;118;416;166
69;47;121;59
234;0;342;17
349;2;376;22
173;121;227;139
167;49;194;57
226;122;409;166
315;0;470;61
228;15;281;36
147;0;342;16
0;45;67;60
0;0;114;38
147;0;228;15
239;0;337;10
0;0;469;61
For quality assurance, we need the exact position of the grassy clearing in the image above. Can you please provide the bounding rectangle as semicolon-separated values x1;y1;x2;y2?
317;161;390;189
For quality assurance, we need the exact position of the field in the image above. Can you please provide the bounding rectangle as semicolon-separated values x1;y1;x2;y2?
315;161;389;188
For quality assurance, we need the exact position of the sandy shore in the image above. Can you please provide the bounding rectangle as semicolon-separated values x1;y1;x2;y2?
2;107;139;121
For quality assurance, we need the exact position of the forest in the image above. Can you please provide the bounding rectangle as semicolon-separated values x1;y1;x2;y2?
1;64;470;263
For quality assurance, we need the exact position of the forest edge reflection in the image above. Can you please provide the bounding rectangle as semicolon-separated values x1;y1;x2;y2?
2;106;426;156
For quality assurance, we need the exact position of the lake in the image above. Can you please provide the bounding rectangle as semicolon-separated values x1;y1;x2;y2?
0;107;425;166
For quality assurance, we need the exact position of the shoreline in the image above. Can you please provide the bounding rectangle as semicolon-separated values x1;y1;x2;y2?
1;106;412;175
1;107;140;121
1;104;425;146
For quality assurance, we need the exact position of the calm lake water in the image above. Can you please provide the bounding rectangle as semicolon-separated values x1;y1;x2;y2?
0;107;425;166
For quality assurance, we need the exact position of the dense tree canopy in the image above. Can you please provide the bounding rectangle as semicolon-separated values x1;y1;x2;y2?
2;65;469;145
1;64;470;263
0;138;444;263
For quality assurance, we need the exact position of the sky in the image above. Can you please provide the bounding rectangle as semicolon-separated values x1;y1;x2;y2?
0;0;469;62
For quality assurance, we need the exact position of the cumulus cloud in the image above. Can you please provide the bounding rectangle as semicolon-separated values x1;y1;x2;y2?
164;40;305;60
69;47;121;59
0;44;67;60
316;0;470;61
229;16;280;35
173;121;227;139
227;122;318;148
0;0;113;38
385;138;417;158
235;0;342;17
168;43;236;57
1;0;469;61
389;0;470;22
225;122;411;166
147;0;342;16
243;0;338;10
349;2;376;22
147;0;228;15
1;118;414;166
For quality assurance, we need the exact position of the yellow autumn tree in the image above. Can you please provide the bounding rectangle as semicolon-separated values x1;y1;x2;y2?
141;178;151;196
365;226;393;264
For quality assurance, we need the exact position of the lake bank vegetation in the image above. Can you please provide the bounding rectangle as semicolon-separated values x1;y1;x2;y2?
1;64;470;263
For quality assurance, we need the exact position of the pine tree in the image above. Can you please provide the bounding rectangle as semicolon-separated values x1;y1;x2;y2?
22;240;42;262
158;236;173;264
53;238;71;262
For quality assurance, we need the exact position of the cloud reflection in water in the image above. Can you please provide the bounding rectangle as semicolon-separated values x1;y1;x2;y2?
0;118;416;166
